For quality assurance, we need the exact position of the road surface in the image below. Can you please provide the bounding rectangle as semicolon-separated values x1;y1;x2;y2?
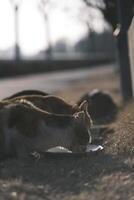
0;63;115;99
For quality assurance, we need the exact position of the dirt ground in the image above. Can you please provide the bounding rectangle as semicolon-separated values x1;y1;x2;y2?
0;67;134;200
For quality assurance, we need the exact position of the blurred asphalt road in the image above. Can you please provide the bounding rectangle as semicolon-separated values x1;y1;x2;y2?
0;63;115;99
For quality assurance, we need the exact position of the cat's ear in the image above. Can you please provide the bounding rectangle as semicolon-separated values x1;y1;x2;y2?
72;100;90;114
77;100;93;127
78;100;88;112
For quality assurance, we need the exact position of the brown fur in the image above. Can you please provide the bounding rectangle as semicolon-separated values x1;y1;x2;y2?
0;100;92;159
1;95;78;115
4;90;48;100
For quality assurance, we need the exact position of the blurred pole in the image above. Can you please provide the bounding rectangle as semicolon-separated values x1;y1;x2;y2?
90;31;95;52
38;0;52;59
44;13;52;58
15;4;20;61
117;0;133;101
10;0;21;61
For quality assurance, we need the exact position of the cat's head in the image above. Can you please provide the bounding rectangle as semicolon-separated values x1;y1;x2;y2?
72;100;93;152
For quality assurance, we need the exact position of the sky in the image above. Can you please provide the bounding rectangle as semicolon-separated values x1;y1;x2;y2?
0;0;106;56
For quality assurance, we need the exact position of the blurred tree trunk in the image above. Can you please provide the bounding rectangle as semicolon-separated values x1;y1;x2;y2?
15;5;20;61
44;14;52;58
38;0;52;59
117;0;133;101
10;0;21;61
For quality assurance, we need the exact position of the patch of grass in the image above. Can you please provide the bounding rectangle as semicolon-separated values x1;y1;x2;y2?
105;102;134;155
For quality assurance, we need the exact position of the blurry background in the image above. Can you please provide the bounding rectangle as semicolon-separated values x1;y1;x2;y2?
0;0;121;102
0;0;116;60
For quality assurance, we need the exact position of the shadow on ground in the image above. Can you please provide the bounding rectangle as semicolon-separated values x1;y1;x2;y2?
0;152;133;199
